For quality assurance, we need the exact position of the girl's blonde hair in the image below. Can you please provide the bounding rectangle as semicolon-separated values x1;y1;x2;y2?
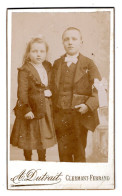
23;36;49;64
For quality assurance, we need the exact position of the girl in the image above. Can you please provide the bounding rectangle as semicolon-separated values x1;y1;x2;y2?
10;36;57;161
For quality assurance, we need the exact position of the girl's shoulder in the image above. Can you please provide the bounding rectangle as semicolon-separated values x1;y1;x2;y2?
43;60;52;66
17;63;41;85
43;60;52;71
18;63;30;71
17;63;34;78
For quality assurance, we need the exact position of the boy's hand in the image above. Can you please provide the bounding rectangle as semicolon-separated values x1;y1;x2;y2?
24;111;34;119
75;104;88;114
44;89;52;97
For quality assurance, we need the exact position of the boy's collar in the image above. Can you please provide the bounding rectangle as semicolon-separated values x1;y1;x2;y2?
66;52;79;58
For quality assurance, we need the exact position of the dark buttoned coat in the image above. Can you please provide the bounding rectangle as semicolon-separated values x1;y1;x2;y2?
51;53;101;132
10;61;53;150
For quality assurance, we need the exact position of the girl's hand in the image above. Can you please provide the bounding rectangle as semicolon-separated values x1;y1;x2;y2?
24;111;34;120
44;89;52;97
75;104;88;114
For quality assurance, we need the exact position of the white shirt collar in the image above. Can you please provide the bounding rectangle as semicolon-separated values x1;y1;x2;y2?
66;52;79;58
30;62;48;86
31;62;43;69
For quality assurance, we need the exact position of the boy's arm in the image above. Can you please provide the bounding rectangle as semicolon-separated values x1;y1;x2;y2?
85;87;99;112
85;60;101;112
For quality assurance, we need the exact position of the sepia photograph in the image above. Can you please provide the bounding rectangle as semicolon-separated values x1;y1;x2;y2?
7;8;114;189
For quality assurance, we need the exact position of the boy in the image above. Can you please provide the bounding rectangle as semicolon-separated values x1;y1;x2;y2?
51;27;101;162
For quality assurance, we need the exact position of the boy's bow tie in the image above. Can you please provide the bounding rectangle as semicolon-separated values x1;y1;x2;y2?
64;56;78;67
65;56;78;64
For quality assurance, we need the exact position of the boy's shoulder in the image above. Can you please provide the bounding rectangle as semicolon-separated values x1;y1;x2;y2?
79;53;94;64
53;54;66;67
54;54;65;62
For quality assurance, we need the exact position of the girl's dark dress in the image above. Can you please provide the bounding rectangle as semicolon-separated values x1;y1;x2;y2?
10;61;56;150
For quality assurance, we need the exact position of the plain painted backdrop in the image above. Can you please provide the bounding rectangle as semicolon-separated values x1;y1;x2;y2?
10;11;110;123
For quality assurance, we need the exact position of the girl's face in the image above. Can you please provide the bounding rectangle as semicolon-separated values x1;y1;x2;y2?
29;42;47;64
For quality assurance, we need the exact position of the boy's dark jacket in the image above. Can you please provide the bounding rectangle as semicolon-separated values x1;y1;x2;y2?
14;61;52;119
51;53;101;132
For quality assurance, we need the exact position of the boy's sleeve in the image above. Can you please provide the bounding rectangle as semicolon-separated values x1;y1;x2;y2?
88;60;102;82
85;60;102;112
85;87;99;112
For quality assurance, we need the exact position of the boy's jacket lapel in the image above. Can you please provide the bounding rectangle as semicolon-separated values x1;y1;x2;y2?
74;53;86;83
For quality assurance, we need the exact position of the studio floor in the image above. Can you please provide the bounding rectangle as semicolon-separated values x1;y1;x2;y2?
10;144;60;162
10;143;107;162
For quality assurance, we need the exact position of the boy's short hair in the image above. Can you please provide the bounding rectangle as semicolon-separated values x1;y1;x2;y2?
62;27;82;40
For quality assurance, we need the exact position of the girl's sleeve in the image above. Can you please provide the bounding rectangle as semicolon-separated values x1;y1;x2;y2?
17;69;32;115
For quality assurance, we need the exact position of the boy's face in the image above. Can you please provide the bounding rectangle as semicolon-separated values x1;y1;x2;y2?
29;42;47;64
62;29;82;56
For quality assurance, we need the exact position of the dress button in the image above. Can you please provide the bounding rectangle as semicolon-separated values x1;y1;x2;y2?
64;145;67;149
